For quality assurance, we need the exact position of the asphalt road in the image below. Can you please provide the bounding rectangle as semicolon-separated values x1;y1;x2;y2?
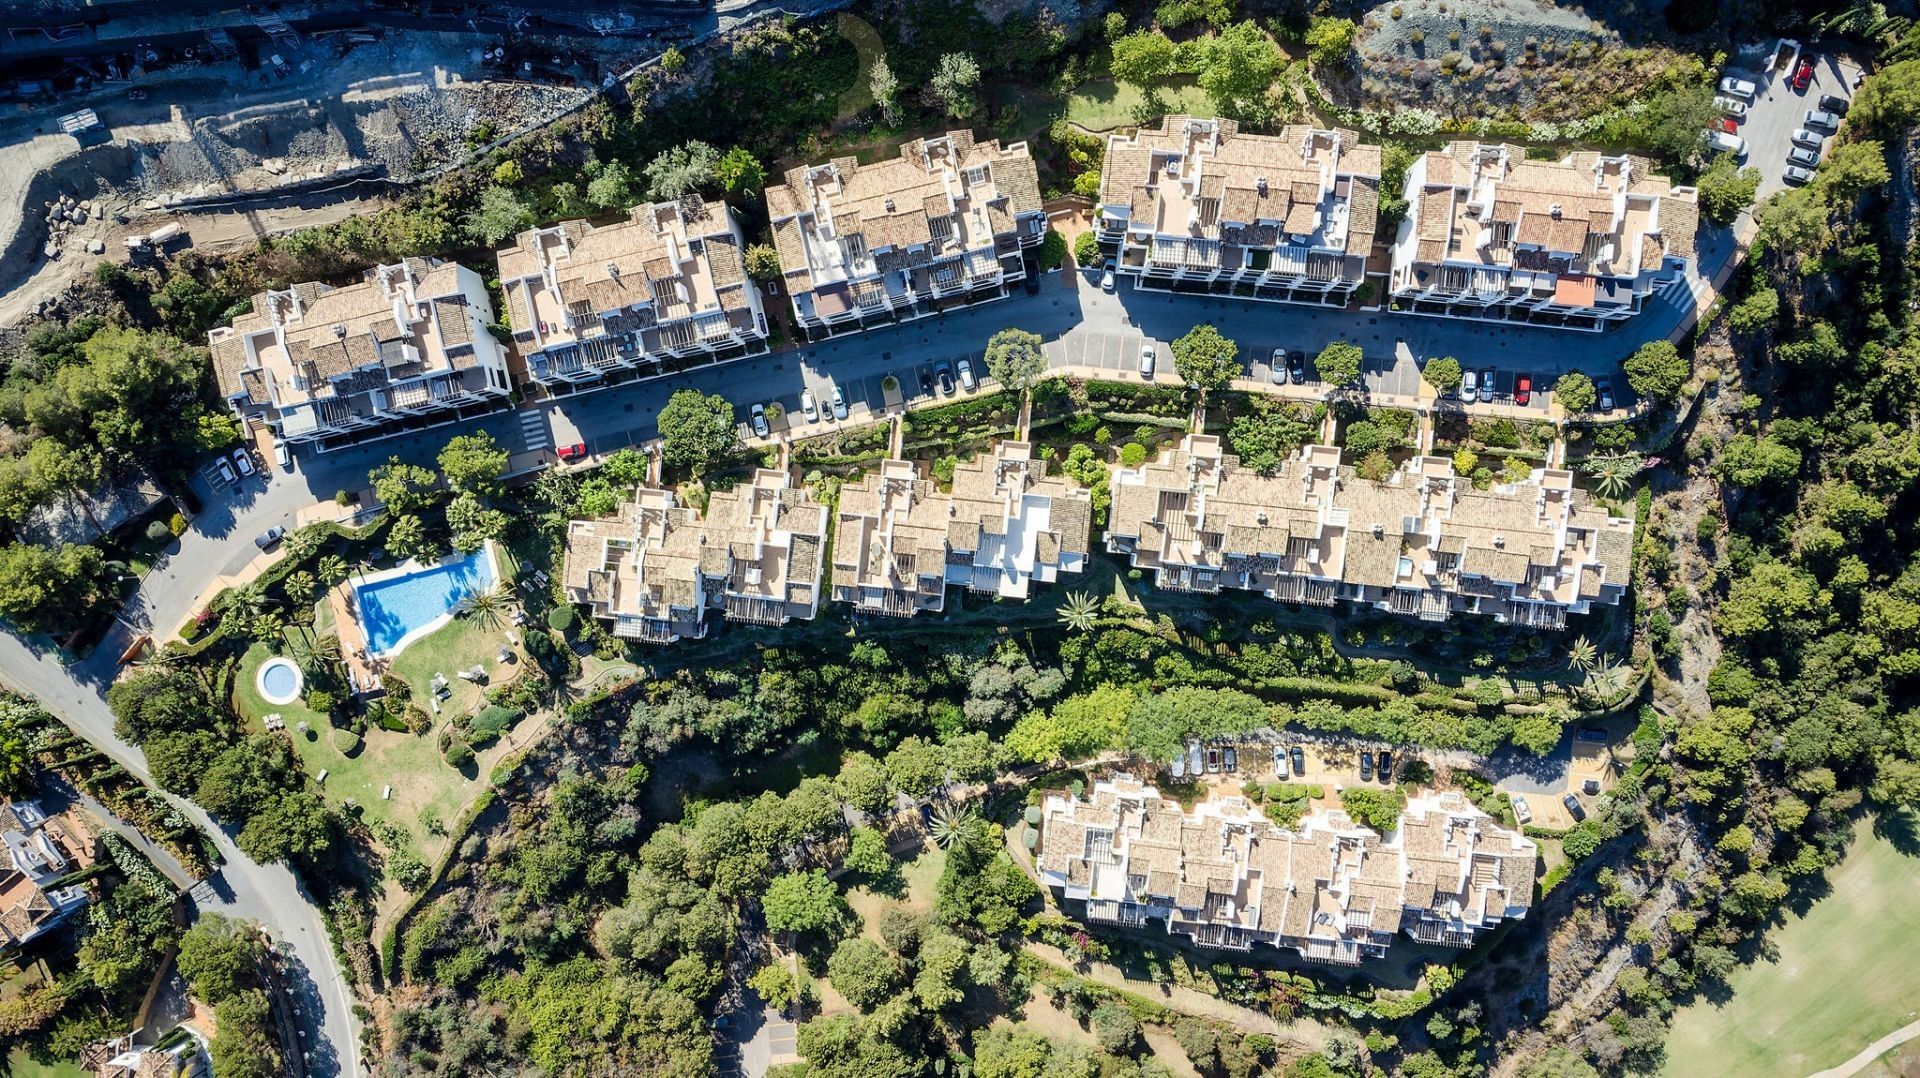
1731;49;1864;201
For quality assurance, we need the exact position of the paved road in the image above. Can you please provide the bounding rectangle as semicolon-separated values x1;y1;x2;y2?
0;632;362;1077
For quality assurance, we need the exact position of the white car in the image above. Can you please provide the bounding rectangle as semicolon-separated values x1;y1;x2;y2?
1709;130;1748;159
957;358;977;391
1805;108;1841;129
830;385;848;420
1718;75;1758;100
1782;164;1815;186
214;457;236;484
231;448;255;477
1790;127;1825;148
1713;95;1748;117
749;403;769;439
1511;795;1533;825
800;390;820;423
1460;368;1478;400
1269;348;1288;384
274;443;292;472
1139;344;1156;379
1100;267;1116;293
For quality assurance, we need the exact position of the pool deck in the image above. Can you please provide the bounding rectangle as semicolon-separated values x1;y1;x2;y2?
328;581;385;698
350;543;501;661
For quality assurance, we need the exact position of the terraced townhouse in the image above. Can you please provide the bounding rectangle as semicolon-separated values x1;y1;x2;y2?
830;441;1093;617
561;468;829;644
764;130;1047;339
1094;116;1383;305
1387;142;1700;330
496;198;768;391
208;258;513;450
1037;778;1535;964
1105;435;1633;629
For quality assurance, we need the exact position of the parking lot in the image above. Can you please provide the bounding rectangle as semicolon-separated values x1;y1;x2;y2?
1725;44;1865;201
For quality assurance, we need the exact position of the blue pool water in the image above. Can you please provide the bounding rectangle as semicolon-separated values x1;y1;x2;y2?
354;548;497;657
258;657;302;703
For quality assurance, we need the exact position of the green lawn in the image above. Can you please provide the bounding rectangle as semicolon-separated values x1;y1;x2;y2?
1663;814;1920;1077
847;843;947;942
1065;79;1216;132
5;1049;86;1078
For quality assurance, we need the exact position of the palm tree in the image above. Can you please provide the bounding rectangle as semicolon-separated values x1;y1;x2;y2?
317;555;350;588
1567;635;1598;675
1587;660;1629;703
1057;591;1100;633
283;571;319;609
298;632;343;677
284;526;327;563
1584;455;1640;501
928;802;977;849
458;585;511;631
251;610;286;643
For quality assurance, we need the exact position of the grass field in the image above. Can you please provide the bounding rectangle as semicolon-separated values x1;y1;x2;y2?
1064;80;1216;132
5;1050;85;1078
1663;814;1920;1077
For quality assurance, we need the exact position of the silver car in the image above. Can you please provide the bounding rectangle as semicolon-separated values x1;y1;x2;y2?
1782;164;1815;186
1478;368;1496;403
1719;75;1758;100
1269;348;1288;385
749;403;769;439
1804;108;1841;130
1786;146;1822;169
1790;127;1825;148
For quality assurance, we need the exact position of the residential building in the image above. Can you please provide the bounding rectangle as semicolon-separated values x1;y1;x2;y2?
765;131;1046;338
1036;778;1535;964
496;199;768;391
1387;142;1700;330
1095;116;1383;304
831;442;1092;617
0;800;91;950
562;468;828;643
1106;435;1633;629
208;258;513;450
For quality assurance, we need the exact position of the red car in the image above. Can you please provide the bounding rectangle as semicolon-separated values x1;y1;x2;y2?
1514;374;1532;405
1714;116;1739;134
556;442;587;462
1791;57;1815;92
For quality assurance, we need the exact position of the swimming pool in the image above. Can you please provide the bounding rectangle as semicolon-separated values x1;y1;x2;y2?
257;656;304;705
352;543;500;658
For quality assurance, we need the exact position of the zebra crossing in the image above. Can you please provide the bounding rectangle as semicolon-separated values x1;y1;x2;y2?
517;409;550;453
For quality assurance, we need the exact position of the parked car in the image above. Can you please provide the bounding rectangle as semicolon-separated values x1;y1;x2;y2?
1783;164;1816;186
1288;350;1307;383
231;448;255;477
918;366;936;396
556;442;588;462
1376;750;1393;779
1275;753;1290;781
1805;108;1841;129
1786;146;1822;169
1514;374;1532;406
1139;343;1156;379
1358;751;1374;781
1511;795;1533;824
1709;130;1748;159
1205;747;1221;773
749;403;769;438
1577;726;1608;743
215;457;236;484
1100;261;1117;292
1269;348;1289;384
1583;778;1602;797
800;390;820;423
1460;368;1479;401
1790;56;1815;92
1790;127;1826;148
1718;75;1758;100
1595;377;1616;412
1713;95;1748;117
1023;261;1041;295
1223;746;1237;772
254;525;286;550
274;443;292;471
1478;367;1496;403
1819;93;1851;115
1713;116;1739;135
957;358;977;391
1290;745;1306;774
831;385;848;421
1562;793;1587;821
936;362;956;395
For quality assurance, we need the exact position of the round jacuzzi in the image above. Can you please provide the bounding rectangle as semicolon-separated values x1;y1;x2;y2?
257;656;304;706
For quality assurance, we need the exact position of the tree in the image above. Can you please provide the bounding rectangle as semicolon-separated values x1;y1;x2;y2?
1171;324;1240;394
656;389;737;474
236;790;335;863
716;147;766;197
843;826;893;878
1634;84;1717;163
826;937;902;1011
1057;590;1100;632
645;141;721;201
884;736;947;799
1338;787;1404;833
1111;30;1180;87
447;492;509;554
1718;560;1817;638
439;431;509;497
586;160;635;210
744;244;783;281
928;802;977;849
1821;140;1892;200
317;554;350;587
1758;184;1831;254
761;869;848;940
1314;341;1362;388
1422;356;1463;395
1509;714;1564;755
1092;1002;1142;1054
748;962;802;1008
0;542;102;633
385;514;435;563
210;990;284;1078
1553;371;1597;413
175;914;263;1004
1728;286;1780;333
1696;155;1761;225
1198;22;1283;122
465;185;535;245
1715;434;1801;488
370;458;439;514
1006;684;1134;764
1228;404;1315;472
1623;340;1690;401
837;752;890;817
930;53;981;119
984;328;1047;392
1852;58;1920;134
1073;230;1100;266
869;57;901;125
1304;16;1358;66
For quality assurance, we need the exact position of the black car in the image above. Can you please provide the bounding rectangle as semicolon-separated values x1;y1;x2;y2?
918;366;936;396
1022;261;1041;295
253;525;286;550
936;362;956;395
1287;350;1307;383
1376;750;1393;780
1562;793;1587;821
1359;751;1374;781
1819;93;1850;115
1290;745;1306;773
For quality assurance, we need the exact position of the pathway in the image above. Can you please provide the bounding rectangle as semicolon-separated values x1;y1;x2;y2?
1807;1017;1920;1078
1021;942;1334;1050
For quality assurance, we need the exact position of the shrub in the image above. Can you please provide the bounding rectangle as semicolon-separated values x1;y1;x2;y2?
146;520;173;544
470;705;520;744
333;728;361;755
1120;442;1149;467
306;690;338;716
168;513;188;536
547;605;577;634
1073;231;1100;266
445;741;475;768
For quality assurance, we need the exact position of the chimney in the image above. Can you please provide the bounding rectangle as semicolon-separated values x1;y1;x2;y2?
1493;533;1505;548
606;263;620;280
